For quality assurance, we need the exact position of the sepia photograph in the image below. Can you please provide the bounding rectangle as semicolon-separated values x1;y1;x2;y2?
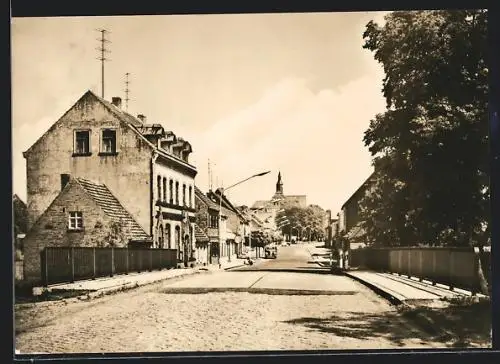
11;9;492;356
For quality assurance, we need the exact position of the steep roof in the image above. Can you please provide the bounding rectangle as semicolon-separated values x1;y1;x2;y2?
341;172;376;210
194;224;209;243
23;90;196;173
75;178;150;241
194;186;220;211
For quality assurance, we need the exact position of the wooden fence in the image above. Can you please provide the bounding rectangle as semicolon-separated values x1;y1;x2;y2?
349;246;491;295
40;247;177;286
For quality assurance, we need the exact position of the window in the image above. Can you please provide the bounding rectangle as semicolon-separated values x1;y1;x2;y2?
163;178;167;202
210;214;219;229
189;186;192;208
157;176;162;201
169;180;174;204
74;130;90;155
175;182;179;205
182;184;186;206
68;211;83;230
101;129;116;154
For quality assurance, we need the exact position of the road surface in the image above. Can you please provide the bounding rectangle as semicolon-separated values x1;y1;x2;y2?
15;243;448;353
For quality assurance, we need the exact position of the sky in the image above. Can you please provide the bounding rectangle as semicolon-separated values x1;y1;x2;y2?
11;12;389;214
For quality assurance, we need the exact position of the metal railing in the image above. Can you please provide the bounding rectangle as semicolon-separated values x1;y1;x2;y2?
349;246;491;294
40;247;177;286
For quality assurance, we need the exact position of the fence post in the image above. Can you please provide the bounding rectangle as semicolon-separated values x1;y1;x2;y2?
111;247;114;277
126;248;129;275
71;247;75;283
418;251;423;282
149;249;153;271
44;248;49;287
406;250;412;278
92;247;96;280
432;251;437;285
449;251;455;291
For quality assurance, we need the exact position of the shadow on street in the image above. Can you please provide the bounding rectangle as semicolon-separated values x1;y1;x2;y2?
283;299;492;348
230;267;337;275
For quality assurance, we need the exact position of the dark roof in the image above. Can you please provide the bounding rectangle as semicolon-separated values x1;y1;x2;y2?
194;186;220;211
341;172;376;210
194;224;209;243
75;178;150;241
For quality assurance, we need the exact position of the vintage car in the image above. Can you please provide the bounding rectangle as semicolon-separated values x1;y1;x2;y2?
264;245;277;259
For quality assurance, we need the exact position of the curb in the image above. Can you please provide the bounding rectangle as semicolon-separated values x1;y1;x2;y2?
343;271;405;306
15;269;205;308
344;272;458;341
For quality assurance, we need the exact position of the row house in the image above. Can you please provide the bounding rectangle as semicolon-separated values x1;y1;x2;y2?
194;186;223;266
21;90;197;282
207;189;249;262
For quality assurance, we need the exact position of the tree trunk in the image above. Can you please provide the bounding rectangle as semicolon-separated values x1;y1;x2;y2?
476;246;489;295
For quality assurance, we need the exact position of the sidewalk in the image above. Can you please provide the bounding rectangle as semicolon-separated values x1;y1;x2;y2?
344;270;473;304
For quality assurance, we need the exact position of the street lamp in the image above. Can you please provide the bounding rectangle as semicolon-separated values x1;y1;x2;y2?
218;171;271;264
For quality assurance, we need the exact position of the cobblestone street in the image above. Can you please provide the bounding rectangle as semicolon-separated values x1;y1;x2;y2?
16;271;447;353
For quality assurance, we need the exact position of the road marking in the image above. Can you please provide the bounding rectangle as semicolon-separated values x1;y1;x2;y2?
248;273;268;289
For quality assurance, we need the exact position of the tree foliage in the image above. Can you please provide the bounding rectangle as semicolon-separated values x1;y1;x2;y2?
275;205;327;240
359;10;489;247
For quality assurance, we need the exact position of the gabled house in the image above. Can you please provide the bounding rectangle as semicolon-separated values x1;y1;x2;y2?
194;186;222;265
22;90;197;281
339;171;376;249
22;177;150;281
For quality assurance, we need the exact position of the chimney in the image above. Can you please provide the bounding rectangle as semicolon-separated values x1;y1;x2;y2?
137;114;146;122
111;97;122;109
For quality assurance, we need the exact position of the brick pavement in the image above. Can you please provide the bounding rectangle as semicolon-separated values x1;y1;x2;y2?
16;270;458;353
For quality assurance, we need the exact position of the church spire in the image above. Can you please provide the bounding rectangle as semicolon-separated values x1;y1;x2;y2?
276;171;283;195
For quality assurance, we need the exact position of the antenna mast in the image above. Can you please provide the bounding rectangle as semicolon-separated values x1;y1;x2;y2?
124;72;131;111
208;159;212;191
96;28;111;99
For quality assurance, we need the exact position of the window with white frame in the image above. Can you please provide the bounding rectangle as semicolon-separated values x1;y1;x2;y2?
74;130;90;155
68;211;83;230
101;129;117;154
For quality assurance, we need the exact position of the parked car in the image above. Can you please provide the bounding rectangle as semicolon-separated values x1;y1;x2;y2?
264;245;277;259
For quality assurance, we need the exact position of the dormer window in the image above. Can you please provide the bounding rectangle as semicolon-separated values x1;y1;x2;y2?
73;130;91;156
100;129;117;155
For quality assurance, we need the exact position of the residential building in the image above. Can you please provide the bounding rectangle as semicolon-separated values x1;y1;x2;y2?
339;171;376;249
194;186;222;265
21;90;197;282
207;189;248;262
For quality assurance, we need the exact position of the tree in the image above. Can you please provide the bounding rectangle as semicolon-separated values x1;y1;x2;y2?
13;195;28;252
360;10;489;248
276;205;327;240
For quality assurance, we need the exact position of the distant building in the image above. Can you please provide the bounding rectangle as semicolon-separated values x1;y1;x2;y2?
251;172;307;229
21;90;197;282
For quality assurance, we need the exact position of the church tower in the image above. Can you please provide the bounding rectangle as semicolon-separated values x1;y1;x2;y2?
274;171;284;198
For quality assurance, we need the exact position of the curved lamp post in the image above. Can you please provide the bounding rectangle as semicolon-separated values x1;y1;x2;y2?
218;170;271;263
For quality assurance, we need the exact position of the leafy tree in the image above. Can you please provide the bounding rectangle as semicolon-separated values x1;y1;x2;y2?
360;10;489;248
276;205;327;240
13;195;28;251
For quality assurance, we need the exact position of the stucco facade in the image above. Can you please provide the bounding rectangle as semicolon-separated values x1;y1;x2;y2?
22;90;198;278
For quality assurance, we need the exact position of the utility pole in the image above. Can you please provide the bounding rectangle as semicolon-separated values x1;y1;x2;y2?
96;28;111;99
124;72;131;111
